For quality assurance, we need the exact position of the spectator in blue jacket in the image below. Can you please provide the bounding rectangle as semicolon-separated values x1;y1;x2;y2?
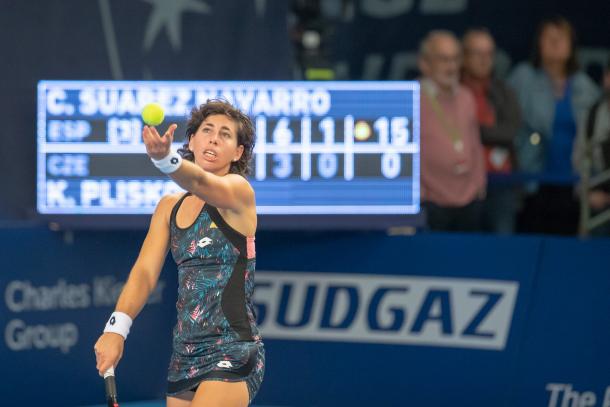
508;16;599;235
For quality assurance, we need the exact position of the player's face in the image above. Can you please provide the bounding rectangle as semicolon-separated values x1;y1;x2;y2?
189;114;244;175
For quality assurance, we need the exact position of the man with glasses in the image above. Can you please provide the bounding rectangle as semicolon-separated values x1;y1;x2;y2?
461;28;522;234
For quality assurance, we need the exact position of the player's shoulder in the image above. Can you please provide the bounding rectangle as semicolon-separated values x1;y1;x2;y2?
155;192;185;215
226;173;255;201
224;173;253;191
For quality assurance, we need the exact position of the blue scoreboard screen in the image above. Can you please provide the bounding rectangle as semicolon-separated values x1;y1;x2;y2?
37;81;420;223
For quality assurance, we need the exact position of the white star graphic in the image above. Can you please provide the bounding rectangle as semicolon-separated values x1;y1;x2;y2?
142;0;211;52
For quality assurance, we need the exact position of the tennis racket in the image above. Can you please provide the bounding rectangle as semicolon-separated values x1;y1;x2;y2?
104;367;119;407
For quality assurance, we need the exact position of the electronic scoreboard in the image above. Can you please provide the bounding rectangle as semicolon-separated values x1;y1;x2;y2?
37;81;420;227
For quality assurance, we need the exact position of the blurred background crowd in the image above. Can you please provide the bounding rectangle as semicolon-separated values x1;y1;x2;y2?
289;1;610;237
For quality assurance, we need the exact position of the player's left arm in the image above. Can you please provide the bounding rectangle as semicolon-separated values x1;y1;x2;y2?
142;123;255;212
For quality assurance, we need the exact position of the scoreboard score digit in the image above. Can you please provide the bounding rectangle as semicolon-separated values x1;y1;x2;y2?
37;81;420;218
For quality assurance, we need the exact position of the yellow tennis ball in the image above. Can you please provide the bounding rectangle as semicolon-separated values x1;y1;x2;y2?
141;103;165;126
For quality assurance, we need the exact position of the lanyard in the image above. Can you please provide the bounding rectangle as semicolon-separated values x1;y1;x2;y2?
424;88;465;153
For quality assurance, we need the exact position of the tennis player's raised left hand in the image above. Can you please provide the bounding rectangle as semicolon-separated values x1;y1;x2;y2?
143;124;178;160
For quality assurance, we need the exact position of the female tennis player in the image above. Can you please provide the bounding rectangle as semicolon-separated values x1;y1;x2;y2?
94;100;265;407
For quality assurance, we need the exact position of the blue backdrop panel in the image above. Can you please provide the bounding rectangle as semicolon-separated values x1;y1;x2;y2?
1;229;609;406
0;228;175;406
510;238;610;406
254;232;540;406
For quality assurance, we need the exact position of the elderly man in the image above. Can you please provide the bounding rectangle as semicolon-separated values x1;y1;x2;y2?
461;28;522;234
419;30;486;232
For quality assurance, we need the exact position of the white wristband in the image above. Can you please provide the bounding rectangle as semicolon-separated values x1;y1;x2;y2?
151;151;182;174
103;311;133;340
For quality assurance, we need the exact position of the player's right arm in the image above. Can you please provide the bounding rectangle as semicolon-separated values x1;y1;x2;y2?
94;193;178;376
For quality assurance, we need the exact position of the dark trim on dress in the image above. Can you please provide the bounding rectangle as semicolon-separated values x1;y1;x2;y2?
170;192;206;231
205;204;248;258
167;350;257;394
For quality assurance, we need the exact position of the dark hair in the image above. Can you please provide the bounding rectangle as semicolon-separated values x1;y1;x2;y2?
178;99;255;176
531;15;579;76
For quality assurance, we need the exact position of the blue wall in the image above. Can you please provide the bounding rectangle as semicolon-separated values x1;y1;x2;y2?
1;229;608;406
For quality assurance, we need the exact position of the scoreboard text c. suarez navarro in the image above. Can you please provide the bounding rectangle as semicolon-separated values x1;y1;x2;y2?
37;81;420;219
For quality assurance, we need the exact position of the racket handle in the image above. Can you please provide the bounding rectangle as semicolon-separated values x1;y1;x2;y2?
104;367;119;407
